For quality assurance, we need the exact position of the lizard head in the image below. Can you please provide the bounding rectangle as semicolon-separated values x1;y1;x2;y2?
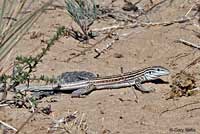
144;66;170;80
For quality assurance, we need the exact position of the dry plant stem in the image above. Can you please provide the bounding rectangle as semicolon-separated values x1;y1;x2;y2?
177;39;200;49
94;33;119;58
0;120;17;132
94;40;115;58
27;98;35;113
185;5;195;17
184;55;200;70
92;23;138;32
187;107;200;112
140;17;191;26
78;113;86;130
160;101;200;116
93;17;191;33
48;111;86;133
15;111;37;134
144;0;169;15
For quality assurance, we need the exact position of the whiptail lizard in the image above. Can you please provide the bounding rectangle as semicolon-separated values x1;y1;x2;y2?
15;66;170;97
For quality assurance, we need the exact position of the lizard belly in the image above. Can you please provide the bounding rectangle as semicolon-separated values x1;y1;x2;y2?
95;81;136;89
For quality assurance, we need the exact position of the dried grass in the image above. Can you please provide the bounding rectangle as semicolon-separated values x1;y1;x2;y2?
0;0;53;75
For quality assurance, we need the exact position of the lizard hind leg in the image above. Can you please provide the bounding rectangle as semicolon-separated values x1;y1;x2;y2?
71;84;96;98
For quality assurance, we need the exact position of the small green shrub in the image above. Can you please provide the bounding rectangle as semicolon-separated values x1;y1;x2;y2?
65;0;97;42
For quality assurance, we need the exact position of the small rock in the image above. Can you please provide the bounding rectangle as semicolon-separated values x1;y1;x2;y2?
113;53;124;58
122;1;138;12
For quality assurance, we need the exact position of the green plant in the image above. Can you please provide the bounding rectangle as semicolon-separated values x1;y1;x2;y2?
0;0;53;74
65;0;97;42
0;26;66;102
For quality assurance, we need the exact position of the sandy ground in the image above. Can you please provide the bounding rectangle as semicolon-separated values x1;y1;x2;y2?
1;0;200;133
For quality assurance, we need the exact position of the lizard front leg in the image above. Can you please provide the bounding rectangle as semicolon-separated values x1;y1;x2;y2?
71;84;96;98
135;80;155;92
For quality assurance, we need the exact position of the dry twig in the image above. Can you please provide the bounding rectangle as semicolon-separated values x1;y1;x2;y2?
144;0;169;15
140;17;191;26
176;39;200;49
94;33;119;58
184;55;200;70
0;120;17;132
160;101;200;116
15;111;37;134
93;17;191;33
48;111;88;134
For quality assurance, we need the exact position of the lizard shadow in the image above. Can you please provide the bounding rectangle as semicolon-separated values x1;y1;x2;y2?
145;78;169;84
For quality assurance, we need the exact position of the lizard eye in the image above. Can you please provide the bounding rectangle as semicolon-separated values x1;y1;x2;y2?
157;68;160;71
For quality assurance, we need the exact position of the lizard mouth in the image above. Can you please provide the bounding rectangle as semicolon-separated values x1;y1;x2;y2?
146;71;170;80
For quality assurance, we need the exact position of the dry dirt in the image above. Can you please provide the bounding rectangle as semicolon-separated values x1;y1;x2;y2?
1;0;200;134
